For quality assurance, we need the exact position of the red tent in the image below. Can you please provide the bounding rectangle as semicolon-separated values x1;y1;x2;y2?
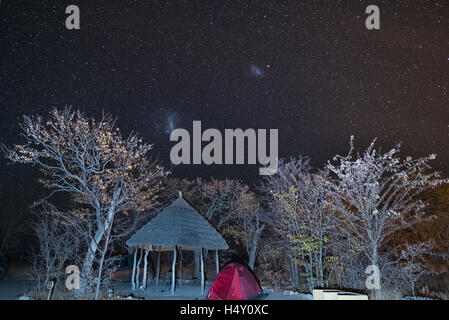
206;263;263;300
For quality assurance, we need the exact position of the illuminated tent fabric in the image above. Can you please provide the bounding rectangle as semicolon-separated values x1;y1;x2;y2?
206;263;263;300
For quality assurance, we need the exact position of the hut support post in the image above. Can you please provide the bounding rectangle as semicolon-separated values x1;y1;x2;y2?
131;247;137;290
156;248;161;286
171;246;177;295
136;248;143;288
215;249;219;275
178;248;182;286
200;248;205;295
194;250;200;279
143;248;149;289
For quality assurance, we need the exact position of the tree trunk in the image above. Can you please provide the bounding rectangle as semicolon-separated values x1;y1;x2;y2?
291;251;299;288
75;192;118;298
318;244;324;287
371;246;379;269
75;228;104;297
371;244;381;296
94;208;117;300
308;252;314;292
248;246;257;270
248;232;259;270
314;255;319;287
248;225;264;270
94;236;109;299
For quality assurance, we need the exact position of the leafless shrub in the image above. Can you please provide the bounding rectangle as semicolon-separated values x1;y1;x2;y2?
397;240;442;297
30;202;81;297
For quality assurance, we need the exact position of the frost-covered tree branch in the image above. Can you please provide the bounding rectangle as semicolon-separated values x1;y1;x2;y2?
3;107;168;297
325;136;448;289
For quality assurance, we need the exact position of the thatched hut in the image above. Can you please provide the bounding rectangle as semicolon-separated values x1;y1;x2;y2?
126;191;228;294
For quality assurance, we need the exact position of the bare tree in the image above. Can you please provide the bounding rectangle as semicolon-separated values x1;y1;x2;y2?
4;108;167;297
260;157;336;291
31;203;80;295
325;136;448;291
222;189;266;269
240;206;266;270
197;178;247;231
397;240;441;297
46;184;155;299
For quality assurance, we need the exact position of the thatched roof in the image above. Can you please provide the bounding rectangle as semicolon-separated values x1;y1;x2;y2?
126;193;229;251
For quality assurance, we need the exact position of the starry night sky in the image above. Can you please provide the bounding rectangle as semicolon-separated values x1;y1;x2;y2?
1;0;449;189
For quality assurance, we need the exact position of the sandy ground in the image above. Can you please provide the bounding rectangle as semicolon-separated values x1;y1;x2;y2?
0;262;313;300
0;279;312;300
112;281;313;300
0;280;36;300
